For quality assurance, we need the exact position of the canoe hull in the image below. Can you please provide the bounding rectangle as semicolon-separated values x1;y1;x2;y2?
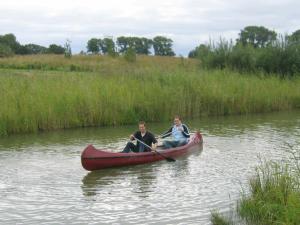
81;132;203;171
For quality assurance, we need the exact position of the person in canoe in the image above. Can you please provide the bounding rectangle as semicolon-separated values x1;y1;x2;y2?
161;115;190;149
121;121;158;153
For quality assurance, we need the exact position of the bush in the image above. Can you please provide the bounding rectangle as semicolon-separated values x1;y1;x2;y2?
193;36;300;77
124;48;136;62
0;43;14;57
228;43;256;72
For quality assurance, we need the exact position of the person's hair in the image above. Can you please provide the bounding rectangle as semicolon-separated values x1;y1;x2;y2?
139;121;146;126
174;115;181;121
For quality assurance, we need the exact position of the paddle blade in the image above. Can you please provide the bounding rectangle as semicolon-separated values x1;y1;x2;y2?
165;157;176;162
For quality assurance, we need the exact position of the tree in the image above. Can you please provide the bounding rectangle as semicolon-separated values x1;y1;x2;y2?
188;49;197;58
87;38;100;54
64;39;72;58
117;36;129;53
47;44;65;54
10;43;47;55
0;43;14;57
100;38;117;56
289;29;300;42
16;45;30;55
134;37;152;55
22;44;47;54
79;50;86;55
188;44;211;58
237;26;277;48
152;36;175;56
117;36;152;55
0;33;21;53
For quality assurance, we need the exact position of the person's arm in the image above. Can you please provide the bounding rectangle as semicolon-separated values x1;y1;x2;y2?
130;131;138;140
182;124;190;138
161;127;172;138
151;133;158;150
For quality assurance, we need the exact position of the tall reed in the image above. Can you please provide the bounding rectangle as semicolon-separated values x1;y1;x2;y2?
237;161;300;224
0;65;299;136
211;147;300;225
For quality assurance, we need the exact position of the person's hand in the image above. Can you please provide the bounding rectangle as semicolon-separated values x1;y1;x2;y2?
151;144;157;151
130;134;135;140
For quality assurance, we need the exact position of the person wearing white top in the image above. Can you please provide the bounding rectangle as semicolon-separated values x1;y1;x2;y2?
161;116;190;149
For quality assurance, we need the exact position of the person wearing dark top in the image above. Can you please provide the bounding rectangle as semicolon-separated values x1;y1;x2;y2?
121;121;157;153
161;116;190;149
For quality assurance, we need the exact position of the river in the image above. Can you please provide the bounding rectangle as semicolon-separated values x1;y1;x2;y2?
0;111;299;225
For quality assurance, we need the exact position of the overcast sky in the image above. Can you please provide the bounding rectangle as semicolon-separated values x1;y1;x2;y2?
0;0;299;55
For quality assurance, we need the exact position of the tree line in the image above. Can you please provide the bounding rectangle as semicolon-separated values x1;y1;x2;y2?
0;33;66;57
0;33;176;58
2;26;300;76
189;26;300;76
86;36;175;56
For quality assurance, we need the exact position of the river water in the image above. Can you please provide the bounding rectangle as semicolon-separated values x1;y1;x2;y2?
0;111;299;225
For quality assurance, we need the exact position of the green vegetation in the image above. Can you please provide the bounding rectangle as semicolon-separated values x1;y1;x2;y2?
0;33;66;55
238;162;300;224
0;43;14;57
189;26;300;77
211;147;300;225
117;36;153;55
211;211;233;225
0;33;176;57
0;55;299;136
64;40;72;59
152;36;175;56
87;35;175;56
124;47;137;62
48;44;65;54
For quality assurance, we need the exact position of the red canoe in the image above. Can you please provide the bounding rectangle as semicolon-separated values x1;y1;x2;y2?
81;132;203;171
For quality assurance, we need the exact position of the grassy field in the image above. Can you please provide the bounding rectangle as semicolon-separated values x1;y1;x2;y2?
0;54;198;73
0;55;300;136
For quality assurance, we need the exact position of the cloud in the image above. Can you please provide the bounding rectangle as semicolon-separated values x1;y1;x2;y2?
0;0;299;55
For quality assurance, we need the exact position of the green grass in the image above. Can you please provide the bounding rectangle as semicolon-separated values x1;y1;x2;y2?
0;55;300;136
211;154;300;225
237;161;300;225
211;211;234;225
0;54;198;73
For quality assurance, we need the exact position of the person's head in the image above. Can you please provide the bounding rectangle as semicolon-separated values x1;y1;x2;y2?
138;121;146;133
173;115;182;126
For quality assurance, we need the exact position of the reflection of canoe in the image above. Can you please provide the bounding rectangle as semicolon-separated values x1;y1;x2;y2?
81;132;203;171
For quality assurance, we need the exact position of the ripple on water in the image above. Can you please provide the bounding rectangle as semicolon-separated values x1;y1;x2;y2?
0;111;300;224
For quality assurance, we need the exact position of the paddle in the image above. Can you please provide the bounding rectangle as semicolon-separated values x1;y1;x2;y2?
156;130;194;139
156;131;172;139
134;138;176;162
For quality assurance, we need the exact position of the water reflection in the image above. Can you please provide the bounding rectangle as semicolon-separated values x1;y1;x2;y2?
168;145;203;178
81;169;122;196
81;143;203;196
81;164;159;198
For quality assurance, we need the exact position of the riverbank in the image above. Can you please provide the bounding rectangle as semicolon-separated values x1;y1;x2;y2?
0;55;299;136
211;155;300;225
